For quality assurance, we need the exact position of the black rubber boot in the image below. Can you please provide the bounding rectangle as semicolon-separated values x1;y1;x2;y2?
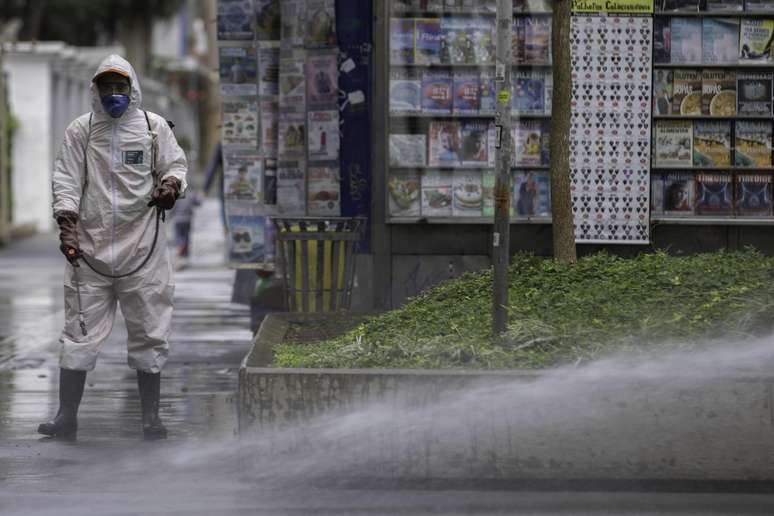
37;368;87;439
137;371;167;440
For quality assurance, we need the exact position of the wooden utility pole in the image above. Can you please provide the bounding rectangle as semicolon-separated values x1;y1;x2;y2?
492;0;514;336
549;0;576;263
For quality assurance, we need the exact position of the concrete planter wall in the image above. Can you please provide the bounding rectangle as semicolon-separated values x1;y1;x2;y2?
239;314;774;481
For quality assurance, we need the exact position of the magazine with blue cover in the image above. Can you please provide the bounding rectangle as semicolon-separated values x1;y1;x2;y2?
415;18;442;65
453;70;480;114
421;69;453;114
670;17;702;64
390;68;422;114
512;70;545;116
390;18;415;65
702;18;739;64
513;170;550;217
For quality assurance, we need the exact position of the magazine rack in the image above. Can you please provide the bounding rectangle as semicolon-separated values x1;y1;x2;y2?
273;217;366;313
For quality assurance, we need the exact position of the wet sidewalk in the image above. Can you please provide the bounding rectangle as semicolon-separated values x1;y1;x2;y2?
0;198;252;452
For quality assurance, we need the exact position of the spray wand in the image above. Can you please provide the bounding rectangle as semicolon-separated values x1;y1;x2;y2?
67;249;88;337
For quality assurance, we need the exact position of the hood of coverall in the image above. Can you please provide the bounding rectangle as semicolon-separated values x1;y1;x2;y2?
90;54;142;119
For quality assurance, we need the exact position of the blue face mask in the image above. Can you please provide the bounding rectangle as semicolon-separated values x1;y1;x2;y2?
101;94;130;118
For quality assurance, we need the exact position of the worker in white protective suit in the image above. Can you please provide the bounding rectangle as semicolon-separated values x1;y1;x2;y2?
38;55;187;440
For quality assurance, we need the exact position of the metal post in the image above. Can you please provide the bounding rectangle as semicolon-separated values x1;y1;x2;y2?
492;0;513;336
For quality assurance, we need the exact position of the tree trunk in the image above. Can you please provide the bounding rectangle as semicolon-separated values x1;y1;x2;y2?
117;16;151;78
549;0;576;263
20;0;47;41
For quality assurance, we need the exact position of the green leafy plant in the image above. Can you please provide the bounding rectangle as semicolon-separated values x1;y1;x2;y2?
274;250;774;369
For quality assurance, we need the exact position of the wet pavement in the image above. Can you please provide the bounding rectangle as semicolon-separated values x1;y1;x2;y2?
2;200;774;515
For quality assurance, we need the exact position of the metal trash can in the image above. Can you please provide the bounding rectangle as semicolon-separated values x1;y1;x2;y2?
273;217;365;313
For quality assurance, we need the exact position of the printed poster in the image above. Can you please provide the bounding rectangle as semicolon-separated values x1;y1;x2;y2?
307;110;340;162
217;0;255;41
224;152;263;202
221;101;259;147
219;46;258;97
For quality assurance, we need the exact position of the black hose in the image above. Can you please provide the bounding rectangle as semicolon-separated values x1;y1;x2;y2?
79;207;163;279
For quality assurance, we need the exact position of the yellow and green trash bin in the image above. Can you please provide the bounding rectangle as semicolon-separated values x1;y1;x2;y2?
273;217;365;312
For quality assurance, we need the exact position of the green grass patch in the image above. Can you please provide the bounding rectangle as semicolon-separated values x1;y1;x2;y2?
273;250;774;369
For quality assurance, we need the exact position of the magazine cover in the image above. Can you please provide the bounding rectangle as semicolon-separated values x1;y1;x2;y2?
305;0;337;48
453;70;480;114
424;0;444;12
654;17;671;63
389;68;422;114
421;70;453;114
307;166;341;215
218;0;255;41
524;16;551;64
705;0;742;10
695;173;733;215
745;1;774;11
543;71;552;115
513;120;543;167
512;17;526;64
452;172;483;216
388;171;421;217
415;18;442;65
392;0;420;12
663;172;695;215
653;69;674;115
278;111;305;159
260;100;278;157
307;110;340;162
701;70;736;116
459;121;489;166
672;69;702;115
390;18;415;65
222;101;259;147
219;46;258;96
224;152;263;202
258;44;280;97
280;0;304;49
735;174;773;216
513;170;550;217
651;175;665;215
227;214;266;264
428;120;462;167
306;52;338;107
512;69;545;116
739;19;774;63
277;161;306;215
735;120;773;167
442;17;473;65
702;18;739;64
479;69;496;114
513;0;553;13
255;0;281;40
655;120;693;168
670;17;702;64
389;134;427;168
471;17;495;64
737;71;773;116
421;170;453;217
661;0;700;11
693;121;731;168
279;57;306;107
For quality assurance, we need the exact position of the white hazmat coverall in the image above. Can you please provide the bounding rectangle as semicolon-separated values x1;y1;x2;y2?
51;55;188;373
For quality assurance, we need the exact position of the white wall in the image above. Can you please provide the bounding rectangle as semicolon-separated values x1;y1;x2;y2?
2;43;63;233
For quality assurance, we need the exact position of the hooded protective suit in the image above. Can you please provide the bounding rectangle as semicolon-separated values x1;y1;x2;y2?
51;55;187;373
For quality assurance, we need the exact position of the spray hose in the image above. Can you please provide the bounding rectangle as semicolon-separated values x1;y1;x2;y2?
71;206;164;279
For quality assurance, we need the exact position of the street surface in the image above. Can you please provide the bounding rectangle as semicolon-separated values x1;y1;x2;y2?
1;199;773;515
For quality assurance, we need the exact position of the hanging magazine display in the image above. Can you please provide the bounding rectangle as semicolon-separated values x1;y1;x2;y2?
570;14;653;244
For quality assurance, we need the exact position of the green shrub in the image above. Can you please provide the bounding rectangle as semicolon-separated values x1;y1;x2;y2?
273;250;774;369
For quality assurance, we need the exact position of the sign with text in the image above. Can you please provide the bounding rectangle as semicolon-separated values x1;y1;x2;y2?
571;0;654;14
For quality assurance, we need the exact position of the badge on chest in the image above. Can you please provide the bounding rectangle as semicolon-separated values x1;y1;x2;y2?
123;150;144;165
